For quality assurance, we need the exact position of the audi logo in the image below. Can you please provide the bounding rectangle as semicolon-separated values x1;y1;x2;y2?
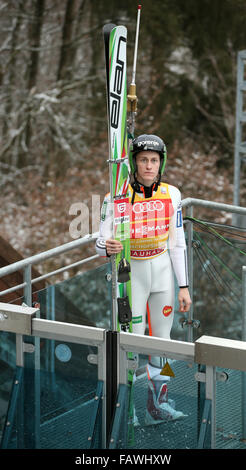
133;200;164;214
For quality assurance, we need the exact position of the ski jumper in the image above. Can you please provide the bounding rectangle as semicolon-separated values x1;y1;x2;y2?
96;182;188;380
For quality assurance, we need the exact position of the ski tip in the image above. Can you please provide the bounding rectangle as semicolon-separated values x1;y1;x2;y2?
103;23;116;34
138;4;142;9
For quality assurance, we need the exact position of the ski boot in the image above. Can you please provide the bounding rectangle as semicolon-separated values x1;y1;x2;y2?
145;380;187;425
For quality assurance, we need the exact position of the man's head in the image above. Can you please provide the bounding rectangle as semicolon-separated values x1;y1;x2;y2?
129;134;167;178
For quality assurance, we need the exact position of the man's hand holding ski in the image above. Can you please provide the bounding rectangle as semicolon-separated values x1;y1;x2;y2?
106;239;123;256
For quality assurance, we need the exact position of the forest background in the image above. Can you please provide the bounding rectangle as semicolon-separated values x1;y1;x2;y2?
1;0;246;275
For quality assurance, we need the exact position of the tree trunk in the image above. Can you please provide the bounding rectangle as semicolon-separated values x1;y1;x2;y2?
19;0;45;167
57;0;80;83
27;0;45;91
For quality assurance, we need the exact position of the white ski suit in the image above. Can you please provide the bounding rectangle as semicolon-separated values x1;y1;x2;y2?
96;182;188;380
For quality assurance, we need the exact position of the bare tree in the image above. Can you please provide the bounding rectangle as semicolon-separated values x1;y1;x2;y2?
57;0;80;83
15;0;45;167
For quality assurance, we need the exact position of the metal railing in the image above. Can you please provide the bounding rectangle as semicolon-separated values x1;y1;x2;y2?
0;196;245;340
0;197;246;449
0;232;100;304
1;303;246;448
182;198;246;443
182;197;246;343
0;231;101;373
0;308;107;449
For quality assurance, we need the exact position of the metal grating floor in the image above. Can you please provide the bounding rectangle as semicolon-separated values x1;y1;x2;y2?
129;361;246;449
40;398;95;449
2;362;246;449
216;368;246;449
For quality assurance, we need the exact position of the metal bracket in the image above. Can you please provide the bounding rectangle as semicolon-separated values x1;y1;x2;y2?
195;370;229;383
105;273;112;282
87;353;98;365
0;302;39;335
127;357;138;371
180;318;201;329
107;157;129;164
23;343;35;353
192;240;201;249
93;351;138;371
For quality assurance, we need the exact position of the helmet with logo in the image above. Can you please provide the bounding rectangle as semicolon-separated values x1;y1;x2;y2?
129;134;167;176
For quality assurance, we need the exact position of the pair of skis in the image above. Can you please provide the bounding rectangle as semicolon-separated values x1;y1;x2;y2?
103;6;142;445
103;5;141;334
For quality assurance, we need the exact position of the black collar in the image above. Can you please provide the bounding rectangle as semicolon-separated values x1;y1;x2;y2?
131;179;159;204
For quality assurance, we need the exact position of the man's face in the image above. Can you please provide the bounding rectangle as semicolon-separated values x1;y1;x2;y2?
135;151;160;186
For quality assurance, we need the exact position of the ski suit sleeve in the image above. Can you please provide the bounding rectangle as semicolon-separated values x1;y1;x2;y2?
168;185;189;288
95;193;113;258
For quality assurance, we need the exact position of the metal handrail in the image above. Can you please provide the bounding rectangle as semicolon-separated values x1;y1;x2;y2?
0;197;244;302
181;197;246;343
1;197;245;283
0;231;100;302
0;197;245;303
0;232;99;279
182;197;246;215
0;254;100;298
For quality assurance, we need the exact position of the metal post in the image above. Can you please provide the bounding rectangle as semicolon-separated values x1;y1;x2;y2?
105;330;118;446
23;264;40;369
206;365;217;449
97;335;107;449
16;265;32;367
233;52;246;204
23;264;41;449
111;255;118;331
233;52;243;208
242;267;246;342
242;266;246;438
45;285;55;374
186;204;194;342
233;51;246;226
23;264;32;306
16;335;24;367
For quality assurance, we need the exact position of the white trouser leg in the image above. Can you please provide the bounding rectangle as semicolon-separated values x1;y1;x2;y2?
131;257;151;335
131;252;175;380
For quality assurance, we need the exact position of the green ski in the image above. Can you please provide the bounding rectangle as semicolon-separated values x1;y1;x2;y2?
103;7;141;446
103;22;134;446
103;23;132;333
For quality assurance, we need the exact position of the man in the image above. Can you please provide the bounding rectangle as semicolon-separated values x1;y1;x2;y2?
96;134;191;424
